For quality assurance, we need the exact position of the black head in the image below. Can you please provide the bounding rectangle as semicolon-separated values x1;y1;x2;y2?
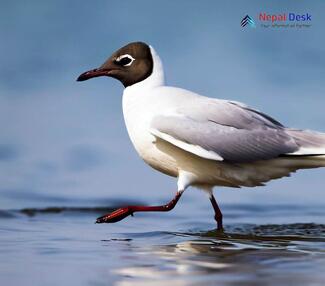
77;42;153;87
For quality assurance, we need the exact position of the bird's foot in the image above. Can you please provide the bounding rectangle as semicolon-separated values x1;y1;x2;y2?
96;207;133;223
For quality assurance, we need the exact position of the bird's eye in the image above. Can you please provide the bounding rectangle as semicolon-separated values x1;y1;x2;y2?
114;54;135;67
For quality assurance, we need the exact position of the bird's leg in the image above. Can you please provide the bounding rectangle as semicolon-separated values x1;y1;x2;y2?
209;194;223;231
96;191;183;223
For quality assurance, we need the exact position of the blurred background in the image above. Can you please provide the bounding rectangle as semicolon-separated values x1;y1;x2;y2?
1;0;324;210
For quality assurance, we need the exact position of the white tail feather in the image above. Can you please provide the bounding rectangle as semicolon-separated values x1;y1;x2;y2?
286;129;325;156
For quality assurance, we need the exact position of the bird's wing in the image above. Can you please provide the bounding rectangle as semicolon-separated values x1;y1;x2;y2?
150;99;299;163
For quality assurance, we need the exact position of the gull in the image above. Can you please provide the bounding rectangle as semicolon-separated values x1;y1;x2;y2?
77;42;325;230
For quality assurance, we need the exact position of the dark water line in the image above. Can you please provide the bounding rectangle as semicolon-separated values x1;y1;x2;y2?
2;203;325;216
0;206;118;218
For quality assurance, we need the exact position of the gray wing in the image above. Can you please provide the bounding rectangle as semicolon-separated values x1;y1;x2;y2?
177;98;285;130
150;99;299;163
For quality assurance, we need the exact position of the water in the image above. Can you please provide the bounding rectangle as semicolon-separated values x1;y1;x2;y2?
1;198;324;286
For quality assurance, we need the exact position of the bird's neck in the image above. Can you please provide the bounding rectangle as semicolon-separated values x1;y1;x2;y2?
125;46;165;92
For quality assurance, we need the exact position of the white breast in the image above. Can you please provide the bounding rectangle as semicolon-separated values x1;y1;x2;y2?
122;88;178;177
122;89;154;156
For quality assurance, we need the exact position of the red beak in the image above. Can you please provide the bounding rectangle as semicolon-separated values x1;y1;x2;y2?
76;68;110;81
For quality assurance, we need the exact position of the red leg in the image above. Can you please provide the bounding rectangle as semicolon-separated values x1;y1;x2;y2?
209;194;223;231
96;191;183;223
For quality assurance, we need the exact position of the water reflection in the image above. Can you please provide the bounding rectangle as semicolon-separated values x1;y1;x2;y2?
1;207;324;286
109;224;325;286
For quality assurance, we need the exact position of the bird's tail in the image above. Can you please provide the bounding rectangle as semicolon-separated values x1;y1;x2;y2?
286;129;325;169
236;129;325;187
287;129;325;155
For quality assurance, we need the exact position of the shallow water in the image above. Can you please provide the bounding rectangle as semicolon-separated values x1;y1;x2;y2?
1;199;324;286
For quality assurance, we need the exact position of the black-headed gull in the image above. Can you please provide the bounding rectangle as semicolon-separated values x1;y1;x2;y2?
77;42;325;230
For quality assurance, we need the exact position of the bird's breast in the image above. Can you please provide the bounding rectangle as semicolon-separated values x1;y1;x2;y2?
122;90;178;177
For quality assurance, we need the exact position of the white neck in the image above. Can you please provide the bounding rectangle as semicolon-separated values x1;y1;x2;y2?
125;45;165;92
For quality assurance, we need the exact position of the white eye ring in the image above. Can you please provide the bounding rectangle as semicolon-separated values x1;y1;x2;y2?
115;54;135;66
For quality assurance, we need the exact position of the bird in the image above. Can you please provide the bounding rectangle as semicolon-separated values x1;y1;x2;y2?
77;42;325;230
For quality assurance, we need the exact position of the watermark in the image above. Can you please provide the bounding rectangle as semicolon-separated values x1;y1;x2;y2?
241;15;256;28
241;13;312;29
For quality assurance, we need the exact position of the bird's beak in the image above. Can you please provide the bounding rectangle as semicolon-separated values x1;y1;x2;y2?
76;68;111;82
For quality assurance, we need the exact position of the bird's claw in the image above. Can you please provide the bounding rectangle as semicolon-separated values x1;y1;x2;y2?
96;207;133;223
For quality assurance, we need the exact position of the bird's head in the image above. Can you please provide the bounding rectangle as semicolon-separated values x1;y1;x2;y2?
77;42;153;87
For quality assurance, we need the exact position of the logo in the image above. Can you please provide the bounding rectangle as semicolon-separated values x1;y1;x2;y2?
259;13;311;23
241;13;312;29
241;15;256;28
258;13;312;29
